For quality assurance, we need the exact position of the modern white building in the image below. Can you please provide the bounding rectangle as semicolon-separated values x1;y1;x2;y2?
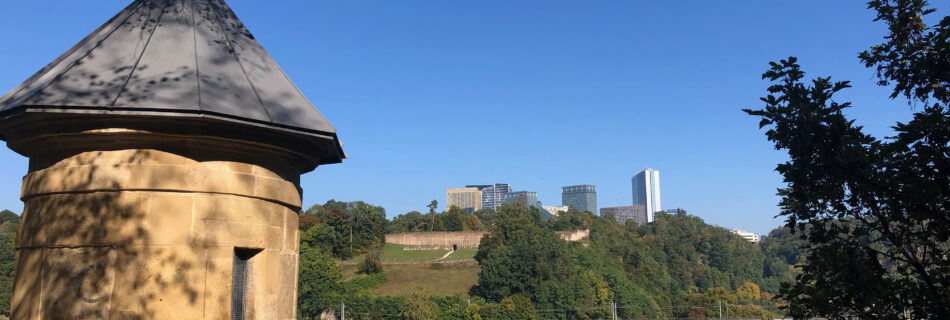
542;205;570;217
730;229;760;243
632;168;661;223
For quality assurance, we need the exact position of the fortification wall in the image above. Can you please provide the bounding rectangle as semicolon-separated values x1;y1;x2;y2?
385;232;486;250
556;229;590;242
386;229;590;250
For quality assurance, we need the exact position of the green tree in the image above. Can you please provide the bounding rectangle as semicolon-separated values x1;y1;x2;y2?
0;210;19;234
549;206;592;231
427;200;440;232
296;242;344;319
303;200;388;259
403;289;439;320
474;209;496;227
743;1;950;316
358;245;384;275
0;232;13;316
443;206;466;232
389;210;428;233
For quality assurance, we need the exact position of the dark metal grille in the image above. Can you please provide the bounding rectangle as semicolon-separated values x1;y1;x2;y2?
231;248;259;320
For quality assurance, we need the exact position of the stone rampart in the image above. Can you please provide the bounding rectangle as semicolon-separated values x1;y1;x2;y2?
386;229;590;250
385;232;486;250
556;229;590;242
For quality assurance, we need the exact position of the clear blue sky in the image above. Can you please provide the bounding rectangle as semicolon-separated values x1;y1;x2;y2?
1;1;944;235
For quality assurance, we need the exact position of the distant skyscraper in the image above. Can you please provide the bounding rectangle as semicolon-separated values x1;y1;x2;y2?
504;191;538;208
632;168;661;223
466;183;511;210
600;205;647;225
561;184;597;213
446;187;482;213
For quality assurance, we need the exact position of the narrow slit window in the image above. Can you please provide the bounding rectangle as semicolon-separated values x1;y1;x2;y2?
231;248;261;320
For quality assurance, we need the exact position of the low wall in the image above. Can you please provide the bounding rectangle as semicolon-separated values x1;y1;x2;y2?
386;229;590;250
386;231;486;250
556;229;590;242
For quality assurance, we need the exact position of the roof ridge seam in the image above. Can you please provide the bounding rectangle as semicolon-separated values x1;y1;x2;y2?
191;0;202;113
110;0;172;108
207;0;274;124
1;0;148;110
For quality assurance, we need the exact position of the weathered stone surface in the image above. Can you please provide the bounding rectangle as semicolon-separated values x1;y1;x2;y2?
386;230;591;250
22;149;302;208
386;232;486;250
12;147;302;319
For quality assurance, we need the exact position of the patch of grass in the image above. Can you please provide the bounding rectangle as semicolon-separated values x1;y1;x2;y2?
370;262;480;298
442;248;478;261
345;272;388;293
380;243;448;262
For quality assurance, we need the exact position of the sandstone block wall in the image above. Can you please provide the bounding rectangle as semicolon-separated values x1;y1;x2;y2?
385;229;590;250
13;149;300;319
385;232;486;250
556;229;590;242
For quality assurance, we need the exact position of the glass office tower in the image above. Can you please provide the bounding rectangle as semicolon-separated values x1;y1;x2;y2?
632;168;661;223
561;184;597;213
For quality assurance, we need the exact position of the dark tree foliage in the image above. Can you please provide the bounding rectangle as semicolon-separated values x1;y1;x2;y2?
743;2;949;317
859;0;950;103
301;200;388;260
387;210;428;233
296;242;344;318
472;208;495;227
442;206;466;232
549;206;593;231
757;227;805;290
470;203;614;319
0;232;13;317
0;210;19;234
470;205;787;319
0;210;18;316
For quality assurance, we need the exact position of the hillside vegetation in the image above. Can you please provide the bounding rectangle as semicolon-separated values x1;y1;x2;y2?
298;200;797;319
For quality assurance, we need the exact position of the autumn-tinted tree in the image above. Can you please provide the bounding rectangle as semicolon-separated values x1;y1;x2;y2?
743;1;950;316
462;214;483;231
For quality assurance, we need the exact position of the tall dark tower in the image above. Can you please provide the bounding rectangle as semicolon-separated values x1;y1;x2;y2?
0;0;343;318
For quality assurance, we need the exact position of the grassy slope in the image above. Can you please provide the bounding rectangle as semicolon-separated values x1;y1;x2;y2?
380;243;449;262
338;244;481;297
342;262;481;298
442;248;477;261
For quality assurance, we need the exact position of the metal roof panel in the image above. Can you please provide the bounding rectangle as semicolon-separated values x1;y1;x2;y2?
0;0;343;164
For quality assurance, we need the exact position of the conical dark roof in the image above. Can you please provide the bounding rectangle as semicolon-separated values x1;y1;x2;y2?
0;0;343;165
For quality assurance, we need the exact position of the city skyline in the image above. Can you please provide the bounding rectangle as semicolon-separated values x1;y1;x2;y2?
0;1;917;236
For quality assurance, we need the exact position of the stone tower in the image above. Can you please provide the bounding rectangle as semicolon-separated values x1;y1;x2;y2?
0;0;344;318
